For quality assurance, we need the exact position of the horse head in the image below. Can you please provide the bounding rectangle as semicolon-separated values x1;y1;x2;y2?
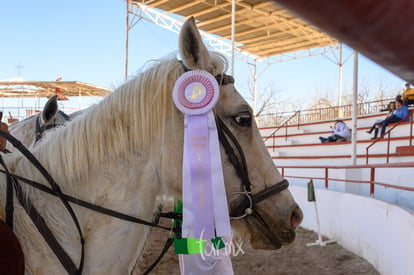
168;17;303;249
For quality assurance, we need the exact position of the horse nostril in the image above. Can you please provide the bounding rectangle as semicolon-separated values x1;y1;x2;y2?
290;207;303;229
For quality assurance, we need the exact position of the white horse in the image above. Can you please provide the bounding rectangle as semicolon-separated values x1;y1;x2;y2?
0;17;303;274
6;95;71;153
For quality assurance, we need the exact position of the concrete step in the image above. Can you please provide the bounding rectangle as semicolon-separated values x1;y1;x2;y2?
396;145;414;156
270;150;286;157
273;139;298;146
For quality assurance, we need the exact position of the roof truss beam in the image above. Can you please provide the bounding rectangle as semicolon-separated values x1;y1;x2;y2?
129;1;338;62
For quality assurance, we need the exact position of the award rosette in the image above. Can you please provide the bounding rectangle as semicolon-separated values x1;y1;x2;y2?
173;70;231;240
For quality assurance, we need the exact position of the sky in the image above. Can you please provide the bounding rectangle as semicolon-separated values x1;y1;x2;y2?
0;0;405;112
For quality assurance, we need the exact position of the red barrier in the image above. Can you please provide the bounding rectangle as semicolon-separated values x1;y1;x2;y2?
273;0;414;83
279;162;414;198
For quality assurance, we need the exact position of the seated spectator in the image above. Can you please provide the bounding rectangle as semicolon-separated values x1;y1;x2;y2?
367;101;396;139
371;98;409;139
319;119;351;143
403;83;414;106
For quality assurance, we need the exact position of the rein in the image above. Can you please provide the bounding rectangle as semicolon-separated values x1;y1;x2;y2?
0;129;85;274
0;129;181;274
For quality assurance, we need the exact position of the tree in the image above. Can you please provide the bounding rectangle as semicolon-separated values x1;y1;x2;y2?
251;84;283;116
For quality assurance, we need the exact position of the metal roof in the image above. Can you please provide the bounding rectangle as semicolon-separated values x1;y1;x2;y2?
0;81;111;98
133;0;338;59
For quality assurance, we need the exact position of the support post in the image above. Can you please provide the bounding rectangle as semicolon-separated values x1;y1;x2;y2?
125;0;130;81
370;167;375;197
231;0;235;76
306;180;336;247
351;51;358;165
337;43;343;118
253;59;257;117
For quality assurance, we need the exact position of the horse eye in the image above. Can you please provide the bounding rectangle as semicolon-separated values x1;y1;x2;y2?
234;113;252;127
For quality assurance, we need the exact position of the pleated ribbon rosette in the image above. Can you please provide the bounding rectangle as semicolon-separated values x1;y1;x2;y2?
173;70;232;240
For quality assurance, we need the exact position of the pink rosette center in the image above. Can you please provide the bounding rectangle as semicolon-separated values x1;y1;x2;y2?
173;70;220;115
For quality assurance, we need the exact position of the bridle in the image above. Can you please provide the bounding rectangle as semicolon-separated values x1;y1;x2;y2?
0;62;289;274
215;116;290;219
35;110;70;143
179;60;290;219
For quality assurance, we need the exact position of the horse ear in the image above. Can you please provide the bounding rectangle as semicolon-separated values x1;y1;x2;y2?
179;17;210;71
42;94;59;123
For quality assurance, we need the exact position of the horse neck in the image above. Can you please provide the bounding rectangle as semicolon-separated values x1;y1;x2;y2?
6;147;161;273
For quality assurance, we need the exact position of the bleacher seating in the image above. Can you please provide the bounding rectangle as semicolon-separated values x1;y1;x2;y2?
260;112;414;166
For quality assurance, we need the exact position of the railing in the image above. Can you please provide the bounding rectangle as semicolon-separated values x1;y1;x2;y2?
263;111;300;150
279;162;414;198
1;106;81;123
257;98;393;127
365;110;414;164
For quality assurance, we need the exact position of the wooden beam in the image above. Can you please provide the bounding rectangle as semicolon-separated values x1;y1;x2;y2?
240;29;330;45
259;42;323;57
163;0;205;15
197;11;233;27
243;35;332;53
188;1;231;19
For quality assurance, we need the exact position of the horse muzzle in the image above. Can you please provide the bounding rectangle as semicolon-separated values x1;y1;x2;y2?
244;206;299;250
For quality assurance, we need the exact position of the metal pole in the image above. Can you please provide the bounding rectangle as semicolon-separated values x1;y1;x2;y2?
306;179;336;247
125;0;130;81
351;50;358;165
338;43;343;117
370;167;375;196
253;59;257;117
410;112;413;146
231;0;235;75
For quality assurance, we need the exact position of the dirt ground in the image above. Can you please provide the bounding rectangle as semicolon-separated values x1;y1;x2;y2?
134;226;379;275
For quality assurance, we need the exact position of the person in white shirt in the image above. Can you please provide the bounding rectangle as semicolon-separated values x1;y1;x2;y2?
319;119;351;143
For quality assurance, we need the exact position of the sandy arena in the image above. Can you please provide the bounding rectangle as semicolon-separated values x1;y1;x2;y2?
135;225;378;274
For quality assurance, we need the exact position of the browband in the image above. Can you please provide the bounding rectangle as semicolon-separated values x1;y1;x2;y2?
178;60;234;86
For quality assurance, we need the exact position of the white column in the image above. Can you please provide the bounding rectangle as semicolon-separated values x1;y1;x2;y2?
338;43;343;117
125;0;130;81
351;51;358;165
253;59;257;117
231;0;235;75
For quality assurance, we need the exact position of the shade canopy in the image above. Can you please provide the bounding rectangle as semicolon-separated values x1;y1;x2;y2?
0;81;111;98
273;0;414;83
134;0;338;59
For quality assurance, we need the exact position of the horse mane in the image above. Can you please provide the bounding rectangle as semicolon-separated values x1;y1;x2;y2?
17;52;228;186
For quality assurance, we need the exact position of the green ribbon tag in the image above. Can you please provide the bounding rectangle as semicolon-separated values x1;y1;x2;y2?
211;236;225;250
173;200;224;254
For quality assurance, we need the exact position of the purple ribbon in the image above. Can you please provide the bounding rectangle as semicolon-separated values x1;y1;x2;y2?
173;69;231;240
182;112;232;239
186;115;215;238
